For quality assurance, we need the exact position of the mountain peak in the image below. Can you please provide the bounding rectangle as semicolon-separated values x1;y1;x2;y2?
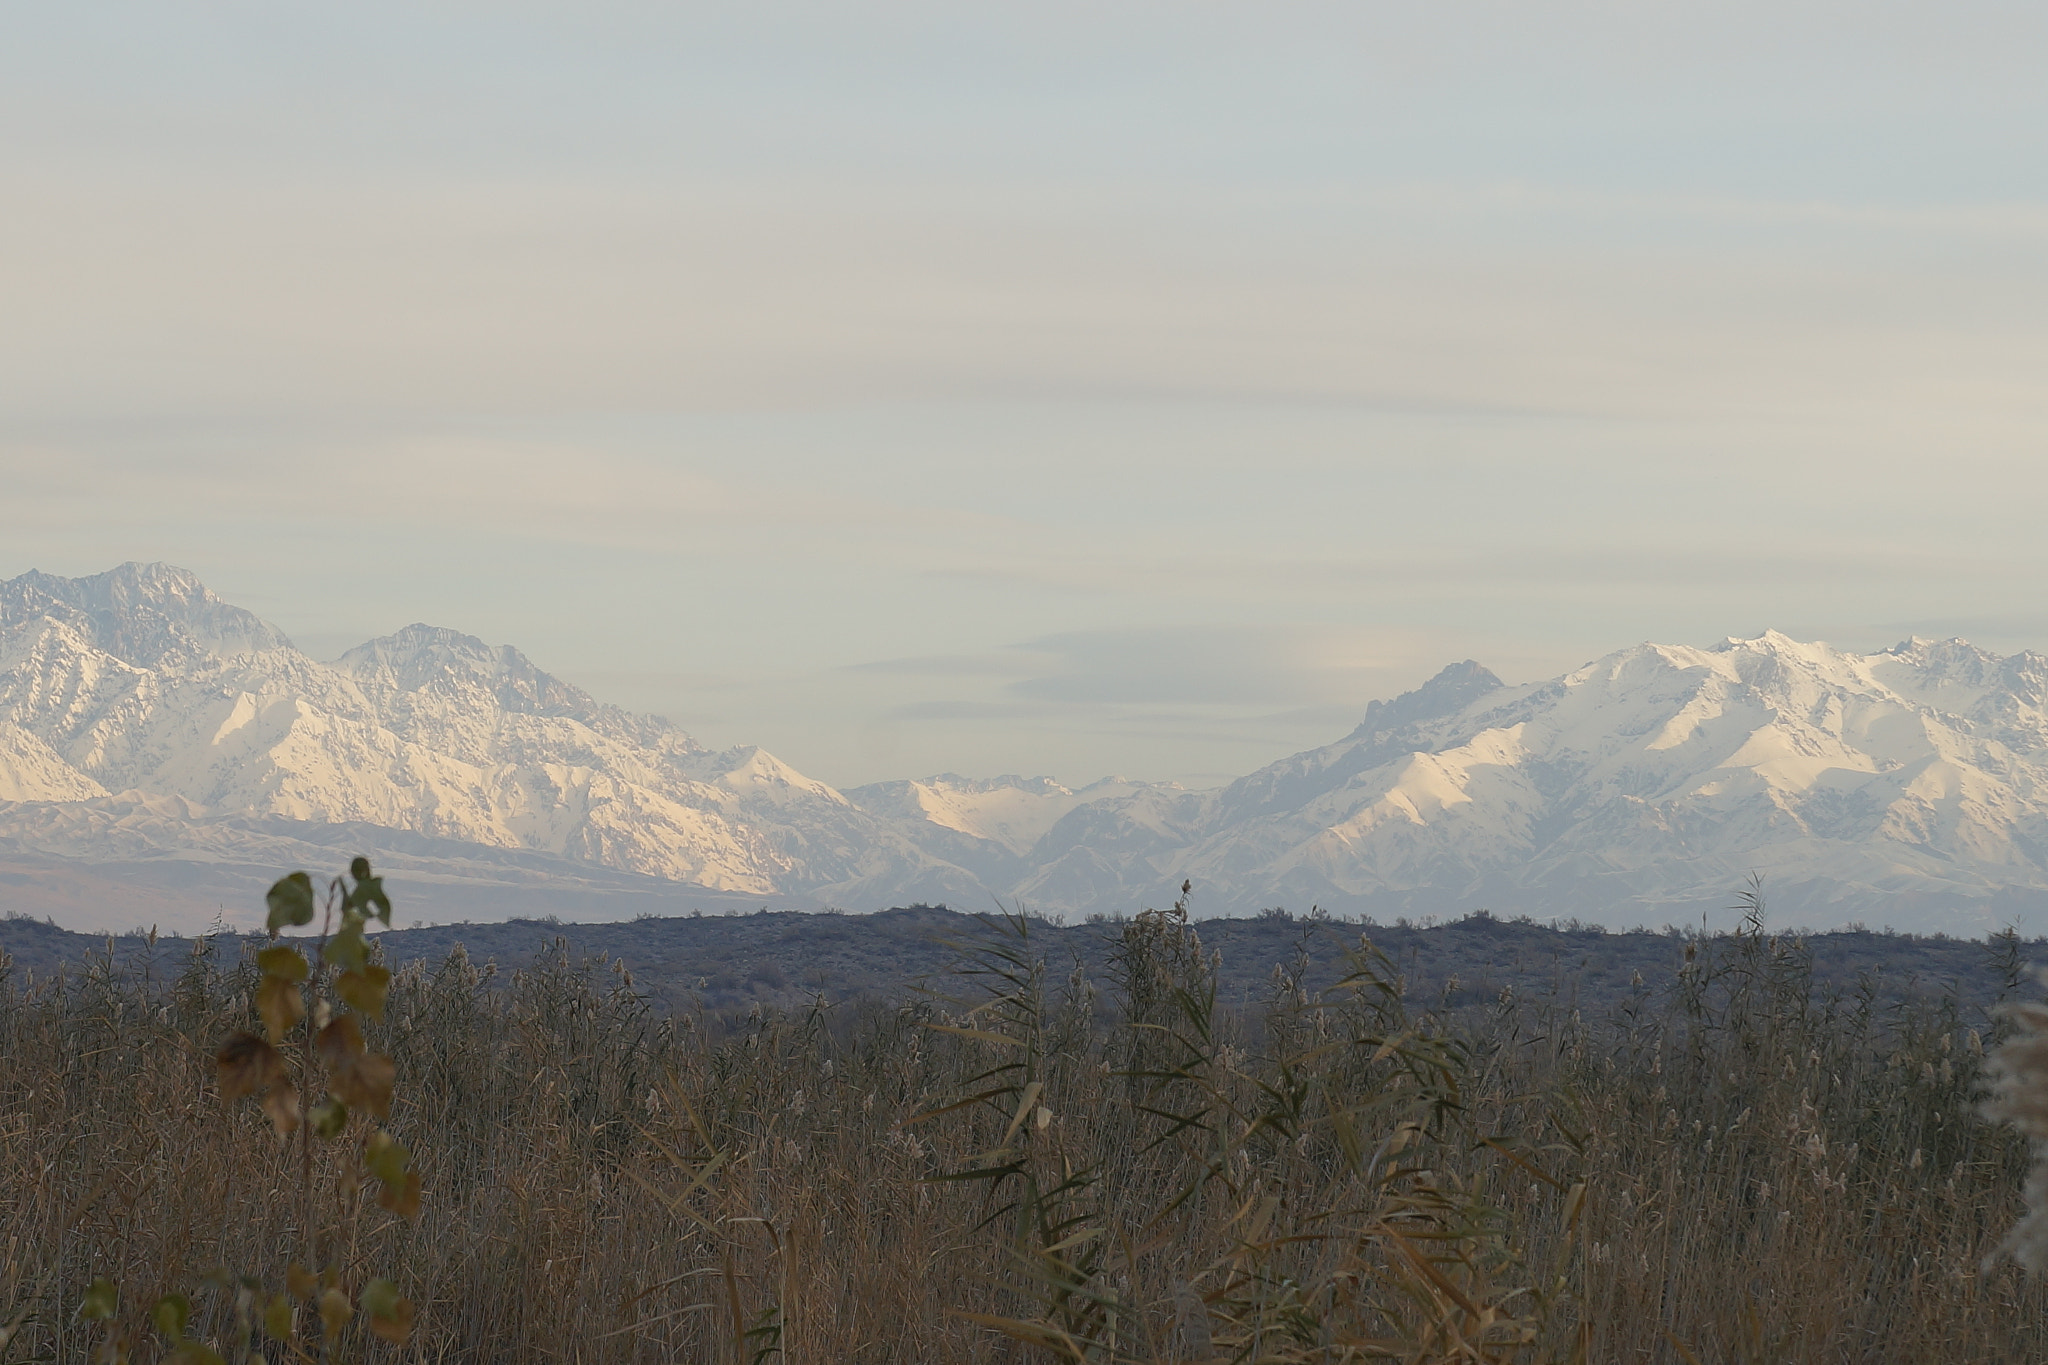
354;623;497;661
1713;628;1832;657
1883;634;1994;665
1348;659;1505;740
17;569;2048;936
0;562;291;664
339;624;600;720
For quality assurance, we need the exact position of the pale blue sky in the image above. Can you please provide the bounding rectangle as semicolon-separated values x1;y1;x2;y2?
6;2;2048;786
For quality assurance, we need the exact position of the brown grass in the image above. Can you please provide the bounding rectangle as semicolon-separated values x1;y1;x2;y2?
3;895;2046;1363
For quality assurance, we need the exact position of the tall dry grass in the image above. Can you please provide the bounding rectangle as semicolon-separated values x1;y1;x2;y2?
2;885;2045;1362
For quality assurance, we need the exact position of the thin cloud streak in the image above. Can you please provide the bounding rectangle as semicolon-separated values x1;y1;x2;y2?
6;3;2048;786
7;173;2048;426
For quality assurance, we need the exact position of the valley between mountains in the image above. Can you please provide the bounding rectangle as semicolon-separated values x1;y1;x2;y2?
6;563;2048;935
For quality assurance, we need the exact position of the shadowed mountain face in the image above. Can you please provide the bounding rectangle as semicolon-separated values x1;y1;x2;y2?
5;564;2048;935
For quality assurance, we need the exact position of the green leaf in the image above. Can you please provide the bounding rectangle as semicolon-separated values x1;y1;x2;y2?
262;1292;295;1341
166;1343;226;1365
359;1279;402;1320
365;1129;409;1186
256;944;309;982
348;875;392;926
265;872;315;933
308;1097;349;1139
77;1278;119;1321
152;1292;191;1341
362;1280;414;1345
347;858;392;924
323;922;369;973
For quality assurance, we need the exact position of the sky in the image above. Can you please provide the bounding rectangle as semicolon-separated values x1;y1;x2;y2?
6;1;2048;790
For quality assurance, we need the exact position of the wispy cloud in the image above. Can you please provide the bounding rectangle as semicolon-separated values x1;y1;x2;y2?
1007;626;1423;708
849;651;1047;679
8;2;2048;788
857;625;1440;721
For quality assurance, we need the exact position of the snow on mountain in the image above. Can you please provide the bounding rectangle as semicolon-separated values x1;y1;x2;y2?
1046;633;2048;930
0;723;107;803
9;563;2048;934
845;773;1161;855
0;564;963;920
1;561;290;666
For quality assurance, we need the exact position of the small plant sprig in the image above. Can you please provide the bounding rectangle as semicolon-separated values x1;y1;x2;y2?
925;897;1571;1364
78;858;420;1364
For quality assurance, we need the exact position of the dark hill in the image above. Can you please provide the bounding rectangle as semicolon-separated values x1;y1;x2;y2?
5;903;2040;1025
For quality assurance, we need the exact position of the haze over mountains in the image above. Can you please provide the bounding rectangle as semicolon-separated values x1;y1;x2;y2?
5;563;2048;936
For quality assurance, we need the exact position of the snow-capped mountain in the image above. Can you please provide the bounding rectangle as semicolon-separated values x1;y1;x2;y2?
0;564;982;925
1044;634;2048;931
7;563;2048;934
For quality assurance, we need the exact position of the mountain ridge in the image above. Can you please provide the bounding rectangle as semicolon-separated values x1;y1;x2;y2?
7;563;2048;935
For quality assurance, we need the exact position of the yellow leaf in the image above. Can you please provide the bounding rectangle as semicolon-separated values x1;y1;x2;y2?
375;1169;422;1222
255;944;309;981
330;1051;396;1119
315;1014;363;1065
317;1288;352;1335
369;1299;414;1345
257;976;304;1044
259;1079;302;1137
216;1033;288;1104
335;964;391;1021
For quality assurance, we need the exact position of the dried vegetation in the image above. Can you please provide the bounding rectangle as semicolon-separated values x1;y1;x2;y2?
4;875;2048;1362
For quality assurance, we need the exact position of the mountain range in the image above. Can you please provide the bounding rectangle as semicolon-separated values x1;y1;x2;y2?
5;563;2048;935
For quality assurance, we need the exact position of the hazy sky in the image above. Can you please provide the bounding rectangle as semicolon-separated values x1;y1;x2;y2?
7;2;2048;788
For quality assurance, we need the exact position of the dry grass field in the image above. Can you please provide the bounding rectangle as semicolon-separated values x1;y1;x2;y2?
3;872;2047;1362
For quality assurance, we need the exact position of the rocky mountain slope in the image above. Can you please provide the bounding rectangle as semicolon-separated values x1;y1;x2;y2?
6;564;2048;934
